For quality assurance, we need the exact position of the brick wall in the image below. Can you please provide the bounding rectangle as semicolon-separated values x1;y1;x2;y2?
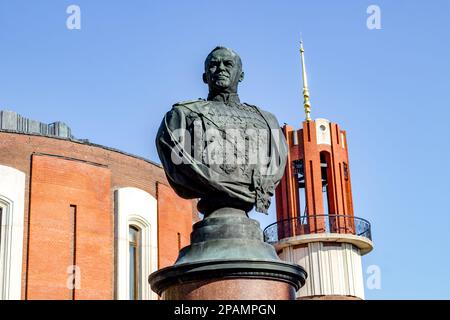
157;182;194;269
0;131;196;299
27;154;112;299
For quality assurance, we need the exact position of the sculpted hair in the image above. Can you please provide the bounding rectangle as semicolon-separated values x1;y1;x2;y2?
204;46;243;71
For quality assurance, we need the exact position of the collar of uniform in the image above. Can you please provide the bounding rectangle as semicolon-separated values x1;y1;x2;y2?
207;92;241;106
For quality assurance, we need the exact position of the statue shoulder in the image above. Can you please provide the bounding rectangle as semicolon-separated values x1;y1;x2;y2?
173;98;206;106
172;98;210;114
243;102;278;124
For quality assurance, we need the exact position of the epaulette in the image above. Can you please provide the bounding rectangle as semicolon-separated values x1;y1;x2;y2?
173;98;206;106
243;102;263;113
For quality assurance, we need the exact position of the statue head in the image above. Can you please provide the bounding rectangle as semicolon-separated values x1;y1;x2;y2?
203;46;245;96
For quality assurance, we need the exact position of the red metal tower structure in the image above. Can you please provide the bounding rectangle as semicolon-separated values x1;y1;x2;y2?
265;42;373;300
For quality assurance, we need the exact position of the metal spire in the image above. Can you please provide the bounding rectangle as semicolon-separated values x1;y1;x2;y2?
300;39;312;121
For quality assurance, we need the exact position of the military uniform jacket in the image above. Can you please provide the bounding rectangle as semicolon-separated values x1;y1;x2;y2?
156;96;288;214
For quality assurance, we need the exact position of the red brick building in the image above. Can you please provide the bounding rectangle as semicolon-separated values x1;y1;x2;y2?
0;111;197;300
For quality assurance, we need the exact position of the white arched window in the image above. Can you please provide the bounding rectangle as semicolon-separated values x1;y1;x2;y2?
0;165;25;300
115;187;158;300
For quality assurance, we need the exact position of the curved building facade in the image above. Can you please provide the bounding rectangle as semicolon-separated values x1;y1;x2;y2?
0;111;197;300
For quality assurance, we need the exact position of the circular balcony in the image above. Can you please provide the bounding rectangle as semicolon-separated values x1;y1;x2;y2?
263;215;373;254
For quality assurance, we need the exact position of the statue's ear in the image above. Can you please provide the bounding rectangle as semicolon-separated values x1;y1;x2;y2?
239;71;245;82
202;73;208;84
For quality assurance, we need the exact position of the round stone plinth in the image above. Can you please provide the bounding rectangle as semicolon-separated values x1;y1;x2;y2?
149;259;307;300
149;208;307;300
162;278;296;300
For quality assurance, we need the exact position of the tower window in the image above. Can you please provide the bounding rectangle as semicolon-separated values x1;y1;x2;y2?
320;152;333;233
343;163;349;180
293;159;307;221
293;160;305;188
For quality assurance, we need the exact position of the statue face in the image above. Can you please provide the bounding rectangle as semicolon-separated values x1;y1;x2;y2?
203;48;244;94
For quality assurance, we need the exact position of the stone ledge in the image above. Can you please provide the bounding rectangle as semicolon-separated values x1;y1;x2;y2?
273;233;374;255
149;259;307;297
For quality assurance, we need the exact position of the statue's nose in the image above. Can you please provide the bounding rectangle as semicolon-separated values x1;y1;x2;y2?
218;61;226;71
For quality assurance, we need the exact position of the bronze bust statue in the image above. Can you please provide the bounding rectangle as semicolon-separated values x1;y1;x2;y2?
156;46;287;215
150;47;306;298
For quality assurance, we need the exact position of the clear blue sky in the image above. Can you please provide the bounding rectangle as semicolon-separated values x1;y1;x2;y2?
1;0;449;299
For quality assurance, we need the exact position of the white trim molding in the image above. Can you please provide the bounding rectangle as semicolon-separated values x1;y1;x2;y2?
0;165;26;300
315;118;332;145
115;187;158;300
274;232;373;255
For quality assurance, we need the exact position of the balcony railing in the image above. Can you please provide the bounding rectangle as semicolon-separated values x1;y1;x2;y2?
263;214;372;244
